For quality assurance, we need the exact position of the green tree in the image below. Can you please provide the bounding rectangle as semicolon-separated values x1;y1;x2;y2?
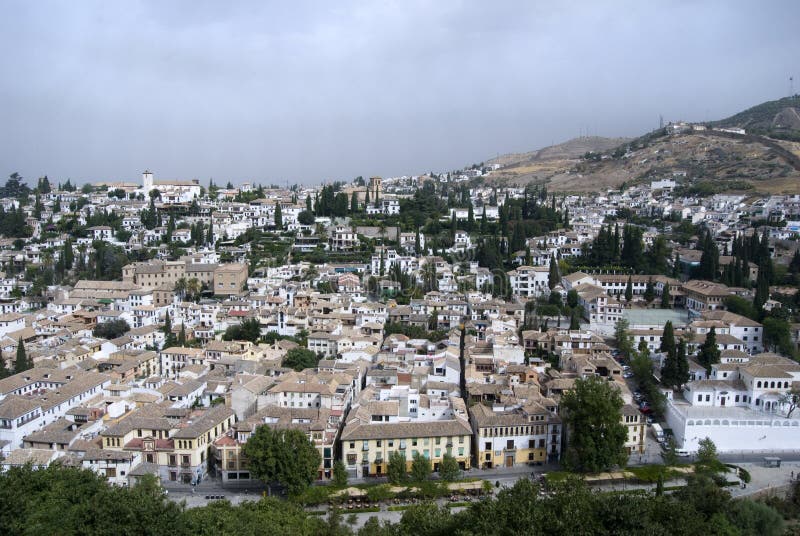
387;451;408;484
614;318;634;358
695;437;725;476
569;311;580;330
178;324;187;347
659;320;676;357
763;316;795;357
162;311;177;348
697;327;721;374
643;277;655;303
547;254;560;289
410;452;432;482
297;210;315;225
242;426;321;495
282;347;318;371
624;274;633;303
222;318;262;343
0;353;10;379
662;336;689;389
438;453;460;481
14;338;31;373
725;499;784;536
332;460;348;487
274;203;282;228
561;376;628;472
92;319;131;340
567;289;579;308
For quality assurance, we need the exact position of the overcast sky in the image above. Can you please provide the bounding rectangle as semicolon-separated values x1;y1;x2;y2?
1;1;798;186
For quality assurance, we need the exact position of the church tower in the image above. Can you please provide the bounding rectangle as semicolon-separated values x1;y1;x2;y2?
142;170;154;193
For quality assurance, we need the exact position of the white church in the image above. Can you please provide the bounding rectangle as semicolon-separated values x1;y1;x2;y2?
141;170;202;204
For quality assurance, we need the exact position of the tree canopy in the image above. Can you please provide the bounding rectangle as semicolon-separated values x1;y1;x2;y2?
561;376;628;472
242;426;321;495
93;319;131;340
0;465;789;536
282;347;318;371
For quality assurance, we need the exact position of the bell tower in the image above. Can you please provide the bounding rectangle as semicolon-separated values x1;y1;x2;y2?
142;170;154;193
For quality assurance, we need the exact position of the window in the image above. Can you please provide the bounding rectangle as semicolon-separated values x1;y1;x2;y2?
705;395;710;402
697;395;702;402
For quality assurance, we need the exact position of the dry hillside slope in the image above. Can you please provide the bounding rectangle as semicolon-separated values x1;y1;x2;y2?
485;131;800;194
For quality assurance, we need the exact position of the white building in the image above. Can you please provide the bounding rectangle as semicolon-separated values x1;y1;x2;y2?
665;353;800;453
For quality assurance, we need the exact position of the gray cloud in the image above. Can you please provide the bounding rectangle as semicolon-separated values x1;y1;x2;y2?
0;0;797;185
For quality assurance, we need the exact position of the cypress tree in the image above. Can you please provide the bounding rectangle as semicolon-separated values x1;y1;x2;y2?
660;321;676;357
676;338;690;387
206;223;214;245
274;203;282;228
63;239;74;271
178;324;186;347
753;269;770;312
14;339;31;373
643;278;655;303
624;275;633;303
697;327;721;374
548;254;560;290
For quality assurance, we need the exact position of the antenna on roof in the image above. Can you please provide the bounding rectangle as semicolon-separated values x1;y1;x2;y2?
790;76;795;98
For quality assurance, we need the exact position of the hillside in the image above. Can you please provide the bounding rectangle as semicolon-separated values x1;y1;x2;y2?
481;97;800;195
485;129;800;194
487;136;630;168
712;95;800;141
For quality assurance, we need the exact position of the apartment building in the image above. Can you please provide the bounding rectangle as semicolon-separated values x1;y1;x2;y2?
507;266;550;297
470;401;561;468
684;280;731;314
100;405;235;484
340;386;472;478
213;263;248;296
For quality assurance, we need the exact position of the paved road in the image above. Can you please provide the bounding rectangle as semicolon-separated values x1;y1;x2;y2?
165;450;800;512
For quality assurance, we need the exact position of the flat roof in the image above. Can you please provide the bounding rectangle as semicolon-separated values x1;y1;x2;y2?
623;308;689;328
